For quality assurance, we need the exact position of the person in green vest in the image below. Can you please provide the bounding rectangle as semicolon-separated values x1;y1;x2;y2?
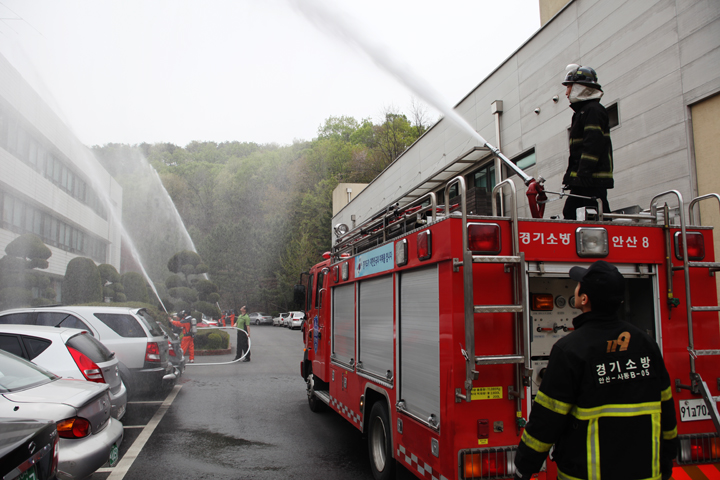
234;305;251;362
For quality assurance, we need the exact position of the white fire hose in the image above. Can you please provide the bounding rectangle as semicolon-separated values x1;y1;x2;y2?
184;326;251;366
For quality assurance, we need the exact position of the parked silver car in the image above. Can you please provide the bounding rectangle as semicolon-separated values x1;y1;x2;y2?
0;324;127;420
0;350;123;480
248;312;272;325
0;306;174;396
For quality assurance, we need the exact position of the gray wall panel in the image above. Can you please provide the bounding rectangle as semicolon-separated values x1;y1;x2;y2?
400;266;440;423
358;276;394;377
333;284;355;365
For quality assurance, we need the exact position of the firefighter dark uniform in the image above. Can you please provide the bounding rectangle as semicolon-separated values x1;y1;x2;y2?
561;64;614;219
515;262;678;480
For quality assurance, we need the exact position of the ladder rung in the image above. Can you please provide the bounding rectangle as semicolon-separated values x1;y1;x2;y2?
475;354;524;365
694;350;720;356
474;305;523;313
691;306;720;312
472;255;521;264
688;262;720;269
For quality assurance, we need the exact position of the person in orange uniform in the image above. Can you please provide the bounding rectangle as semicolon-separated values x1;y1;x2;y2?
170;310;196;363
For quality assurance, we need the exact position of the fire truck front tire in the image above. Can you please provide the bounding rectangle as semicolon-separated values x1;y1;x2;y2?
306;373;325;413
368;402;395;480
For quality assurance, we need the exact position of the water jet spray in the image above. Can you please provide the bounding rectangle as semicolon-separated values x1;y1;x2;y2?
289;0;547;217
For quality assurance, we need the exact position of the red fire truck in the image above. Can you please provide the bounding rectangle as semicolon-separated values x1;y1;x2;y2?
295;163;720;480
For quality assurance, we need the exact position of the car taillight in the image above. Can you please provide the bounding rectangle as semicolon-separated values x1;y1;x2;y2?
468;223;501;254
57;417;91;439
675;231;706;261
168;340;176;357
678;435;720;464
67;346;105;383
460;448;516;479
145;342;161;362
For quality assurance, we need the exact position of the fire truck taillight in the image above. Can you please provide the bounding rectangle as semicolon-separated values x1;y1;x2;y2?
333;265;339;283
674;231;705;261
460;448;516;479
531;294;554;311
468;223;501;254
395;239;408;267
678;434;720;463
417;230;432;261
576;227;608;257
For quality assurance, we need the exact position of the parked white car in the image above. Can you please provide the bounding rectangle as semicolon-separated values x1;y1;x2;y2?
0;324;127;420
248;312;272;325
288;311;306;330
0;350;124;480
273;313;290;326
0;306;174;396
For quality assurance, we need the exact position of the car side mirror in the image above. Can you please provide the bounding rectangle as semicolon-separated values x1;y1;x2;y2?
294;284;306;309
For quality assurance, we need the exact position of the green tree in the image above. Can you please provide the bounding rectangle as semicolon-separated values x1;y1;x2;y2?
63;257;103;304
122;271;150;303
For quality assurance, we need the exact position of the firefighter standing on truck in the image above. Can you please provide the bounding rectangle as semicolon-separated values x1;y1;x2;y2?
171;310;196;364
514;261;678;480
561;64;614;220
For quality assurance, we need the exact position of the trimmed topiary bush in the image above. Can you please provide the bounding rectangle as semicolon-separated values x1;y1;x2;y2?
62;257;102;304
121;272;149;303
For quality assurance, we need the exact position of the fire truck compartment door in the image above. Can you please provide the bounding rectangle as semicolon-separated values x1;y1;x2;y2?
358;275;394;378
332;284;356;366
399;265;440;425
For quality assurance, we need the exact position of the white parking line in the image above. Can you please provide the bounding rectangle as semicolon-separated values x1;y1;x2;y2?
102;384;183;479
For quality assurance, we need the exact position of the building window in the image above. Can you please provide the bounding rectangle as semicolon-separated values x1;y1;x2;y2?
607;103;619;129
513;149;536;171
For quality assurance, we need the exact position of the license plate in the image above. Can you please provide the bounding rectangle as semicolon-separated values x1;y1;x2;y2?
19;465;37;480
108;443;119;467
679;398;713;422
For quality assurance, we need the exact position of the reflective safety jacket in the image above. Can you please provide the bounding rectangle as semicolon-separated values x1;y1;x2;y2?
515;311;678;480
562;99;614;189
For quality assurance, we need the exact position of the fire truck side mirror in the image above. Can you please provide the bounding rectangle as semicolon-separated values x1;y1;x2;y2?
294;284;306;309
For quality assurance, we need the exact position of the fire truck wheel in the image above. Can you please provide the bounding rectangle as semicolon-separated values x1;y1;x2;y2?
306;374;325;413
368;402;395;480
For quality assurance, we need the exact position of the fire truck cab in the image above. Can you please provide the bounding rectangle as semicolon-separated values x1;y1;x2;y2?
296;167;720;480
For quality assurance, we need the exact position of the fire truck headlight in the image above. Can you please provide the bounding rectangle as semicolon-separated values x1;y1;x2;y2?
395;239;408;267
334;223;349;237
576;227;608;257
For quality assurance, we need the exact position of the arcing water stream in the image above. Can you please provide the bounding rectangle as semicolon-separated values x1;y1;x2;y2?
288;0;533;185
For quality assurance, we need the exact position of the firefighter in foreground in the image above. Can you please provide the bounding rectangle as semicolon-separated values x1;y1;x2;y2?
171;310;196;364
514;261;678;480
561;64;614;219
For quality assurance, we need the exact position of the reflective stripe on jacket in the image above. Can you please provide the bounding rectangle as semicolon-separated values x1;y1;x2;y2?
562;99;614;189
515;311;677;479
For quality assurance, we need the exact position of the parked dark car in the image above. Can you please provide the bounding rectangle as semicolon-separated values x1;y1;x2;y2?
0;418;58;480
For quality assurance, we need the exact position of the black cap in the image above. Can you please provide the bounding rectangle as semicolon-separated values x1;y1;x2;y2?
569;260;624;312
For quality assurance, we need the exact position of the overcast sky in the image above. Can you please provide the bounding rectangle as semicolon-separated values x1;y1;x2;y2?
0;0;540;147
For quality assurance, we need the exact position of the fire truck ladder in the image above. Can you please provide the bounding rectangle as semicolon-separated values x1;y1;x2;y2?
452;177;530;415
652;191;720;433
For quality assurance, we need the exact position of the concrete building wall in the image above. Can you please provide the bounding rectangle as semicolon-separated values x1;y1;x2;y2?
333;183;368;217
332;0;720;234
0;52;122;282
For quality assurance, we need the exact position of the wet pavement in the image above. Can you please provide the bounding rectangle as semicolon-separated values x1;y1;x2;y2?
91;325;378;480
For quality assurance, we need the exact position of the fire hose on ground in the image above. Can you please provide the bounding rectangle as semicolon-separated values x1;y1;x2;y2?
184;326;251;366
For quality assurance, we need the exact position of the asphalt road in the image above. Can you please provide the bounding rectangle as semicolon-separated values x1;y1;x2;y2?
93;325;378;480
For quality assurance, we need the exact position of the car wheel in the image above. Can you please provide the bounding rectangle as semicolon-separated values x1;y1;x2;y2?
368;402;395;480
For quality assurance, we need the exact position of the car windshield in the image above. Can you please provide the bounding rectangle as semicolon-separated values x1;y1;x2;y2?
0;350;58;393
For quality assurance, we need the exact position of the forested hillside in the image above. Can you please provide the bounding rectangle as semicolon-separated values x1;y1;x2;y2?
92;109;430;314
